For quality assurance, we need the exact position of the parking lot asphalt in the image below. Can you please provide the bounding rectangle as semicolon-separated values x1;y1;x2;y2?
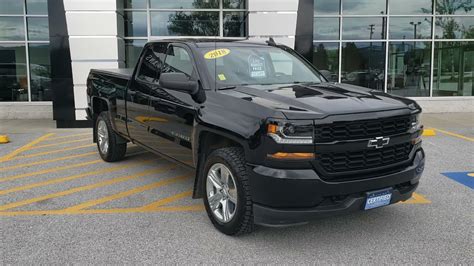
0;113;472;264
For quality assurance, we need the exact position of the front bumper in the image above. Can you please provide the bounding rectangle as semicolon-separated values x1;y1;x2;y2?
249;149;425;226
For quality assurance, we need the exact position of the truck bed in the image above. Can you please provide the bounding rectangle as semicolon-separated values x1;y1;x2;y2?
90;68;133;80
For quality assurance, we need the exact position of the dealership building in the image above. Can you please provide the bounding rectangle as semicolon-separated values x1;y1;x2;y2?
0;0;473;127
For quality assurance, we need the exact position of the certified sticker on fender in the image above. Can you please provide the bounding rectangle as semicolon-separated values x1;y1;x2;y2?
204;49;230;59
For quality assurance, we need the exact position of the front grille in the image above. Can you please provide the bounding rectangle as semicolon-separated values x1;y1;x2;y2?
316;142;413;174
314;115;412;143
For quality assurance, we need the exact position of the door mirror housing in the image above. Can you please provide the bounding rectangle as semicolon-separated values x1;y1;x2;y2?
159;72;199;94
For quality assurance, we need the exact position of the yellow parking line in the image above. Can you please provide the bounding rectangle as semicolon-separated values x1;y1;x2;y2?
0;159;154;195
49;132;91;140
64;174;191;211
29;138;91;150
432;128;474;142
14;144;95;160
0;166;174;211
400;193;431;204
0;159;102;183
422;128;436;136
0;133;55;162
0;152;97;172
142;190;193;210
0;205;204;216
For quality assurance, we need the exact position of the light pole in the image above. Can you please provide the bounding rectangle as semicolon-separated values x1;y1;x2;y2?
409;21;422;51
409;21;422;39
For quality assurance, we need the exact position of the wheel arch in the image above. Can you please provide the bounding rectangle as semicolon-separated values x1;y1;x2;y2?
91;96;115;143
192;125;250;199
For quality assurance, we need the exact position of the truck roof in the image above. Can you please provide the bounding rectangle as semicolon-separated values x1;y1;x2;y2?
147;38;275;48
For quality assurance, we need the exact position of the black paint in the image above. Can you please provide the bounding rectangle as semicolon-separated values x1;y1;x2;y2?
48;0;79;127
295;0;314;62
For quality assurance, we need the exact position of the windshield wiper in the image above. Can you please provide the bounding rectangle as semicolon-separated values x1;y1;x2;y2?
217;86;237;90
217;84;249;90
293;81;321;84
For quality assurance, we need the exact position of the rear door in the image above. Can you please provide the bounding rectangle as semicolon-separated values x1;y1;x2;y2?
147;44;197;166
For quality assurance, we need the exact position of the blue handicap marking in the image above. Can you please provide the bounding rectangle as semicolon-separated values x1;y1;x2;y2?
442;172;474;189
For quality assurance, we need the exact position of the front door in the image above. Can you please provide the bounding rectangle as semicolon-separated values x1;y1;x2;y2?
126;44;161;146
147;44;197;166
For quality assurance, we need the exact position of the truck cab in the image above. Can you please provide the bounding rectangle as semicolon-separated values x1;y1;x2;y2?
86;39;425;235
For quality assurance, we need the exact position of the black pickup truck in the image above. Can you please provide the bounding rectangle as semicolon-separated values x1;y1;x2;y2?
86;39;425;235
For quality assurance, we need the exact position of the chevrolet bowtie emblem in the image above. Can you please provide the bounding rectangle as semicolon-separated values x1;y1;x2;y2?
368;136;390;149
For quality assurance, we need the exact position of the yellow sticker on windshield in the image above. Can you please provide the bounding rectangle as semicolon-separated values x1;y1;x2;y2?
218;74;226;81
204;49;230;59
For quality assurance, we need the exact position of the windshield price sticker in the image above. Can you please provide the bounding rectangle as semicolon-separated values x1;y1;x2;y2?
248;55;266;78
204;49;230;59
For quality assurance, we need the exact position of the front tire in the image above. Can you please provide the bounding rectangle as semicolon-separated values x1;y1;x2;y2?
95;111;126;162
203;147;254;235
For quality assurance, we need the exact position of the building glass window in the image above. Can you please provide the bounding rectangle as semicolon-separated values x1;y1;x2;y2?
389;17;432;39
389;0;433;15
124;11;147;37
150;0;219;9
151;11;219;36
223;12;247;37
435;17;474;39
26;0;48;15
29;44;51;101
223;0;246;9
388;42;431;97
342;17;386;40
0;0;24;15
312;0;474;98
342;42;386;90
342;0;387;15
122;0;247;67
314;0;340;15
313;42;339;82
124;0;147;9
0;44;28;101
435;0;474;15
0;1;50;102
0;17;25;41
433;41;473;96
125;40;147;68
27;17;49;41
313;18;339;40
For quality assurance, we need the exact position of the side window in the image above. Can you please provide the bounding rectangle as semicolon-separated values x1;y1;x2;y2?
162;46;194;77
136;43;167;82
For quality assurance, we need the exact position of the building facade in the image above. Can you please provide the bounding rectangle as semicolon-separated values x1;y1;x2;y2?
0;0;472;126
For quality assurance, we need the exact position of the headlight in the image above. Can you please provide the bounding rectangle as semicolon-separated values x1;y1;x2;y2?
411;113;422;132
266;120;313;144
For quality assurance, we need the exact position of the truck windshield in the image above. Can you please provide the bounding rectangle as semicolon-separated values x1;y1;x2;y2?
198;46;324;88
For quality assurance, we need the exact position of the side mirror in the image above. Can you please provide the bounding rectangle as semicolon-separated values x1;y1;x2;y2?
159;72;199;94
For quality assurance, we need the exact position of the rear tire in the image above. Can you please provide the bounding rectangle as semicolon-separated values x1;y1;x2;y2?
203;147;254;235
95;111;126;162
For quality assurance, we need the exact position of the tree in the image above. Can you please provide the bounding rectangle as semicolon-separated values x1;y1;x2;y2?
433;0;472;14
313;44;329;70
425;0;473;82
167;11;219;36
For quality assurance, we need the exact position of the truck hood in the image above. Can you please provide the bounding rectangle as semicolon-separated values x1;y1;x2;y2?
223;83;418;119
